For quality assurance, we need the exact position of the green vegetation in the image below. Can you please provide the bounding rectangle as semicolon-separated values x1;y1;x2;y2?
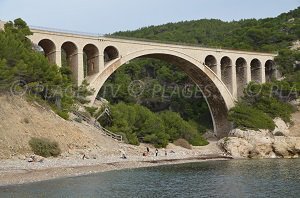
244;82;296;122
229;81;297;131
99;102;208;148
0;18;92;119
229;102;276;131
29;137;61;157
99;59;212;131
112;7;300;53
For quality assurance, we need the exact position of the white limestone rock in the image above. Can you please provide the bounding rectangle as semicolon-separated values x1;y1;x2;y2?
272;117;290;136
218;137;253;158
219;128;300;159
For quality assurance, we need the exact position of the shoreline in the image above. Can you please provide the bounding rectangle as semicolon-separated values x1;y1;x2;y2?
0;155;231;187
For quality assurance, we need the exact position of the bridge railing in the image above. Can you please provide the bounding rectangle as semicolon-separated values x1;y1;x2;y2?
73;111;123;142
105;35;277;54
30;25;103;37
29;25;277;54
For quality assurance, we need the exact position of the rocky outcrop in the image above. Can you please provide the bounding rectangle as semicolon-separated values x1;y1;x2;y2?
218;126;300;159
272;118;290;136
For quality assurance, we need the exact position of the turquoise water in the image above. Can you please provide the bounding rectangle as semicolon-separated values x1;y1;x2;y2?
0;159;299;198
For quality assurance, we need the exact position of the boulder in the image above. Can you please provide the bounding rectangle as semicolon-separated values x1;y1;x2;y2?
220;128;300;159
218;137;253;158
272;118;290;136
273;137;291;158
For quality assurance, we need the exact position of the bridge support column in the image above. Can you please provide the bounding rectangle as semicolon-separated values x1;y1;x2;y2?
232;64;237;99
261;65;266;83
99;55;105;72
246;64;251;84
55;50;61;67
76;52;84;86
216;63;221;78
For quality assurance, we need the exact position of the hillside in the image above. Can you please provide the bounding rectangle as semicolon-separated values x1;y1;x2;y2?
0;95;122;159
112;7;300;52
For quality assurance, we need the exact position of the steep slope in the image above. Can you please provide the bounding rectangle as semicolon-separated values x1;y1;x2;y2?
0;95;122;159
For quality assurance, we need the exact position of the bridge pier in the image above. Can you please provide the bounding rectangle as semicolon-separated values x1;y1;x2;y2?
76;52;84;85
231;64;237;99
55;50;61;67
261;65;266;83
216;63;221;79
246;63;251;84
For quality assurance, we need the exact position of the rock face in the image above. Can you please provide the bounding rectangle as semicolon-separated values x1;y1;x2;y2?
273;118;290;136
218;127;300;159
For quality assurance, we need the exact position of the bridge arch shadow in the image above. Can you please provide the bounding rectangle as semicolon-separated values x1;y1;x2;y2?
83;44;99;77
104;46;119;64
265;60;276;82
38;39;56;64
88;49;235;138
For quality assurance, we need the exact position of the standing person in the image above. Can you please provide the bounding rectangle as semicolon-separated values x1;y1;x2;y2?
147;147;150;153
165;149;167;156
120;149;127;159
155;148;158;156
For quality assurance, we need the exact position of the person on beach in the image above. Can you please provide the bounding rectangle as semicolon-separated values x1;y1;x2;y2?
147;147;150;153
165;149;167;156
120;149;127;159
155;148;158;156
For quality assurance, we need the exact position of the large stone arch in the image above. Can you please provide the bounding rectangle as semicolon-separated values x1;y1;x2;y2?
88;49;235;138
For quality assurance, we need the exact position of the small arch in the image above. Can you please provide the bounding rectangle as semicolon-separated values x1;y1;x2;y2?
265;60;276;82
104;46;119;64
205;55;217;74
221;56;233;94
236;57;247;98
250;59;262;83
38;39;56;64
83;44;99;77
61;41;78;80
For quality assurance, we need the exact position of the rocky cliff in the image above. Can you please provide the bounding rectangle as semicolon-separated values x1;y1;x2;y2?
218;110;300;159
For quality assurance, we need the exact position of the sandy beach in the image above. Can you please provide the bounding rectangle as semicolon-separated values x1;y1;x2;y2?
0;144;231;187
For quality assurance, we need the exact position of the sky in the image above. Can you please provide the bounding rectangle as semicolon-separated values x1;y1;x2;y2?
0;0;299;34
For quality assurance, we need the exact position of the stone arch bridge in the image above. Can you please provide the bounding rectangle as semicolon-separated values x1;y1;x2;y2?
27;27;277;138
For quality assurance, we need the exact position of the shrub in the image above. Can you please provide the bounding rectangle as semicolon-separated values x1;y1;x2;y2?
56;110;69;120
173;138;192;149
84;106;98;117
126;132;140;146
144;132;169;148
29;137;61;157
228;102;275;131
189;134;209;146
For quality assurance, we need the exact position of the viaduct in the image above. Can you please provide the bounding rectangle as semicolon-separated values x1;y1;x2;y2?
0;22;278;137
